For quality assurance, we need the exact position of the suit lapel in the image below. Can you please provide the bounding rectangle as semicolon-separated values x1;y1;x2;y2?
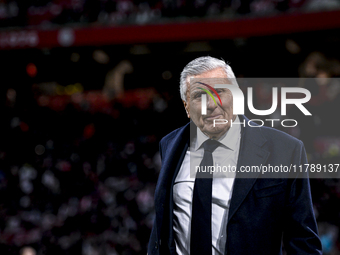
227;116;270;222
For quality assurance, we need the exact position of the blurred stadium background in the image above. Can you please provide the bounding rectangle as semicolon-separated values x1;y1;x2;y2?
1;0;340;254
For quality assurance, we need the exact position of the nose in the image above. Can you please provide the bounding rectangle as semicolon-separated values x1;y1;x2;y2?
206;94;217;111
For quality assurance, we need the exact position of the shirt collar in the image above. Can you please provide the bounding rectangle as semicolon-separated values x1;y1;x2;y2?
194;115;241;151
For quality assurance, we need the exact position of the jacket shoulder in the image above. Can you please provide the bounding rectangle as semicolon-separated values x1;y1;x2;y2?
254;124;305;158
242;116;303;149
259;125;303;147
160;123;189;147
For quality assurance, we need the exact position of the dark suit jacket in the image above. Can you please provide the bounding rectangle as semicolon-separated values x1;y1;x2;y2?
148;115;322;255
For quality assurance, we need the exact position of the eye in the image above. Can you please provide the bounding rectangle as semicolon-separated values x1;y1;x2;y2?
216;89;224;94
193;92;204;98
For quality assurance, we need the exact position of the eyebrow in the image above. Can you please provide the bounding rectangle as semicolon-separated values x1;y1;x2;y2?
198;87;217;106
194;82;222;105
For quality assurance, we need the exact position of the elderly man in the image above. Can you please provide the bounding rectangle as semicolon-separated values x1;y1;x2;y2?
148;56;322;255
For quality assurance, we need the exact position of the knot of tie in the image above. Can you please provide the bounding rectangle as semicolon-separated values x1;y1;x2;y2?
203;139;220;153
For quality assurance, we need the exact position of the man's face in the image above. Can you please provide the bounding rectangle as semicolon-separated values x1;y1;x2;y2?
183;68;236;139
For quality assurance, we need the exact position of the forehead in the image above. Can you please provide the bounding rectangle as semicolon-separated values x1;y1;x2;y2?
187;68;230;92
192;67;227;79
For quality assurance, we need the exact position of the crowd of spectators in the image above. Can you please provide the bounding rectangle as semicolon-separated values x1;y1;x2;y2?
0;75;180;254
0;0;340;28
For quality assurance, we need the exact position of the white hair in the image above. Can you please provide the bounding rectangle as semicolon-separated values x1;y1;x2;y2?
180;56;236;102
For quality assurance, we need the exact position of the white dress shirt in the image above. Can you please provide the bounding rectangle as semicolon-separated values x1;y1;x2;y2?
173;116;241;255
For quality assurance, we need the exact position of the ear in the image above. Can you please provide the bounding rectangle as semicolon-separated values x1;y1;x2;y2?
182;100;190;119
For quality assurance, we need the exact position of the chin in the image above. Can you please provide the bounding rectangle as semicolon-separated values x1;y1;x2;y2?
204;127;229;136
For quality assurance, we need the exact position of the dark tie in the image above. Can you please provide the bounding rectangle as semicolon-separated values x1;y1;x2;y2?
191;139;220;255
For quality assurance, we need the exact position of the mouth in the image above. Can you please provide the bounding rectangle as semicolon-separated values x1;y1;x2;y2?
203;114;223;121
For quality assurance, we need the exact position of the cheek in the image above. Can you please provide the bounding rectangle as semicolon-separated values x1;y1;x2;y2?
222;96;233;109
190;101;201;113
